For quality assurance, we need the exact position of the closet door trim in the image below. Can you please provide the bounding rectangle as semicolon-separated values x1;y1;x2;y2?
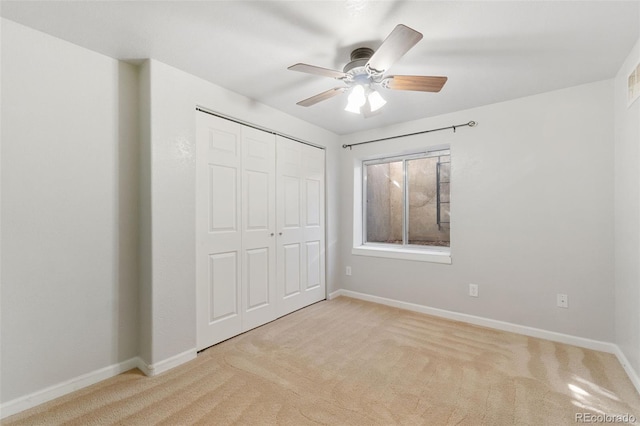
196;106;325;150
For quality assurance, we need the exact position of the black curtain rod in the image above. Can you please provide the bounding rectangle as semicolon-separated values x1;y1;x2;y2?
342;121;477;150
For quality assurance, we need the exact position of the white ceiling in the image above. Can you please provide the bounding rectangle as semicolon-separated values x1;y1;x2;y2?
2;1;638;135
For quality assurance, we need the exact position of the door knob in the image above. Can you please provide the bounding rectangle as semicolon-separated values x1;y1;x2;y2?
270;233;274;236
279;232;283;236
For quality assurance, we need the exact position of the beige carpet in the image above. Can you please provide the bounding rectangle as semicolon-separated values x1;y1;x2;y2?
4;296;639;425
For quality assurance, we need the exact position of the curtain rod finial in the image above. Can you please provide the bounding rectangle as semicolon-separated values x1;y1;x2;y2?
468;121;477;127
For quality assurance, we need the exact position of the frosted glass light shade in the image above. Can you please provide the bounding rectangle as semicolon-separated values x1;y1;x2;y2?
368;90;387;112
345;102;361;114
345;85;366;113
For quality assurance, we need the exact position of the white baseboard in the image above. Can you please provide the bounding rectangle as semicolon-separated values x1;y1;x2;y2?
612;346;640;396
0;357;140;419
1;348;198;420
331;289;640;396
328;289;345;300
333;289;614;351
136;348;197;377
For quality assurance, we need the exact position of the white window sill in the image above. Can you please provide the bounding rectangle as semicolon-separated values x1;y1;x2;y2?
352;245;452;264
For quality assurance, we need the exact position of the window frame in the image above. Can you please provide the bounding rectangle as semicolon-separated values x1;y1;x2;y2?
353;146;452;264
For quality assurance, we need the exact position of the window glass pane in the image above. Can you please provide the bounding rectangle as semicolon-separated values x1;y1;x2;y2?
365;161;403;244
407;155;450;247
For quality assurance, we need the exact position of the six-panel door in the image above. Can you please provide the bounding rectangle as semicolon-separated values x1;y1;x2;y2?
196;114;243;348
241;127;277;331
276;136;325;315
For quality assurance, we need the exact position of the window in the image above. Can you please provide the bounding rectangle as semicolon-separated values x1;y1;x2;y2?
363;148;450;251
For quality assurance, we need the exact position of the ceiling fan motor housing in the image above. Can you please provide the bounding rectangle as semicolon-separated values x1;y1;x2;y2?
343;47;374;74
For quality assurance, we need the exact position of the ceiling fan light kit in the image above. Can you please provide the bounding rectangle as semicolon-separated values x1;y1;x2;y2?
368;90;387;112
344;86;387;114
288;24;447;116
345;85;366;113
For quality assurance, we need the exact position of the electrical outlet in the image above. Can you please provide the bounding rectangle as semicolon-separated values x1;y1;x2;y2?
469;284;479;297
557;294;568;308
346;266;352;276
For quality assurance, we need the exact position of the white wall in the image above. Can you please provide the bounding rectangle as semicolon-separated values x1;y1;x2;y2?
1;19;139;403
139;59;341;366
614;36;640;380
339;80;615;342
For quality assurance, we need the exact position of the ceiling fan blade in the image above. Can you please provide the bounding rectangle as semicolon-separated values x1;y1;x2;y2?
383;75;448;92
288;63;347;79
296;87;346;107
366;24;423;75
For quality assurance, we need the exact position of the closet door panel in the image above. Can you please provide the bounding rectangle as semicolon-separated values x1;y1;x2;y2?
245;171;268;229
283;243;301;297
276;137;325;314
246;248;269;309
208;252;239;321
209;166;237;232
300;144;326;305
306;179;321;226
241;127;277;330
306;241;321;290
196;113;243;350
283;177;301;227
276;138;307;314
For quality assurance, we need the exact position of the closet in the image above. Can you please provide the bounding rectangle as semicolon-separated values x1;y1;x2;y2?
195;111;325;350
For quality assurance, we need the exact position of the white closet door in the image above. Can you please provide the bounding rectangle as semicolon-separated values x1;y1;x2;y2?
300;143;326;307
197;112;325;350
276;136;325;315
241;127;277;331
196;113;243;350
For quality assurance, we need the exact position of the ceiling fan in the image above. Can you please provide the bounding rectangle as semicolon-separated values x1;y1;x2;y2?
288;24;447;116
